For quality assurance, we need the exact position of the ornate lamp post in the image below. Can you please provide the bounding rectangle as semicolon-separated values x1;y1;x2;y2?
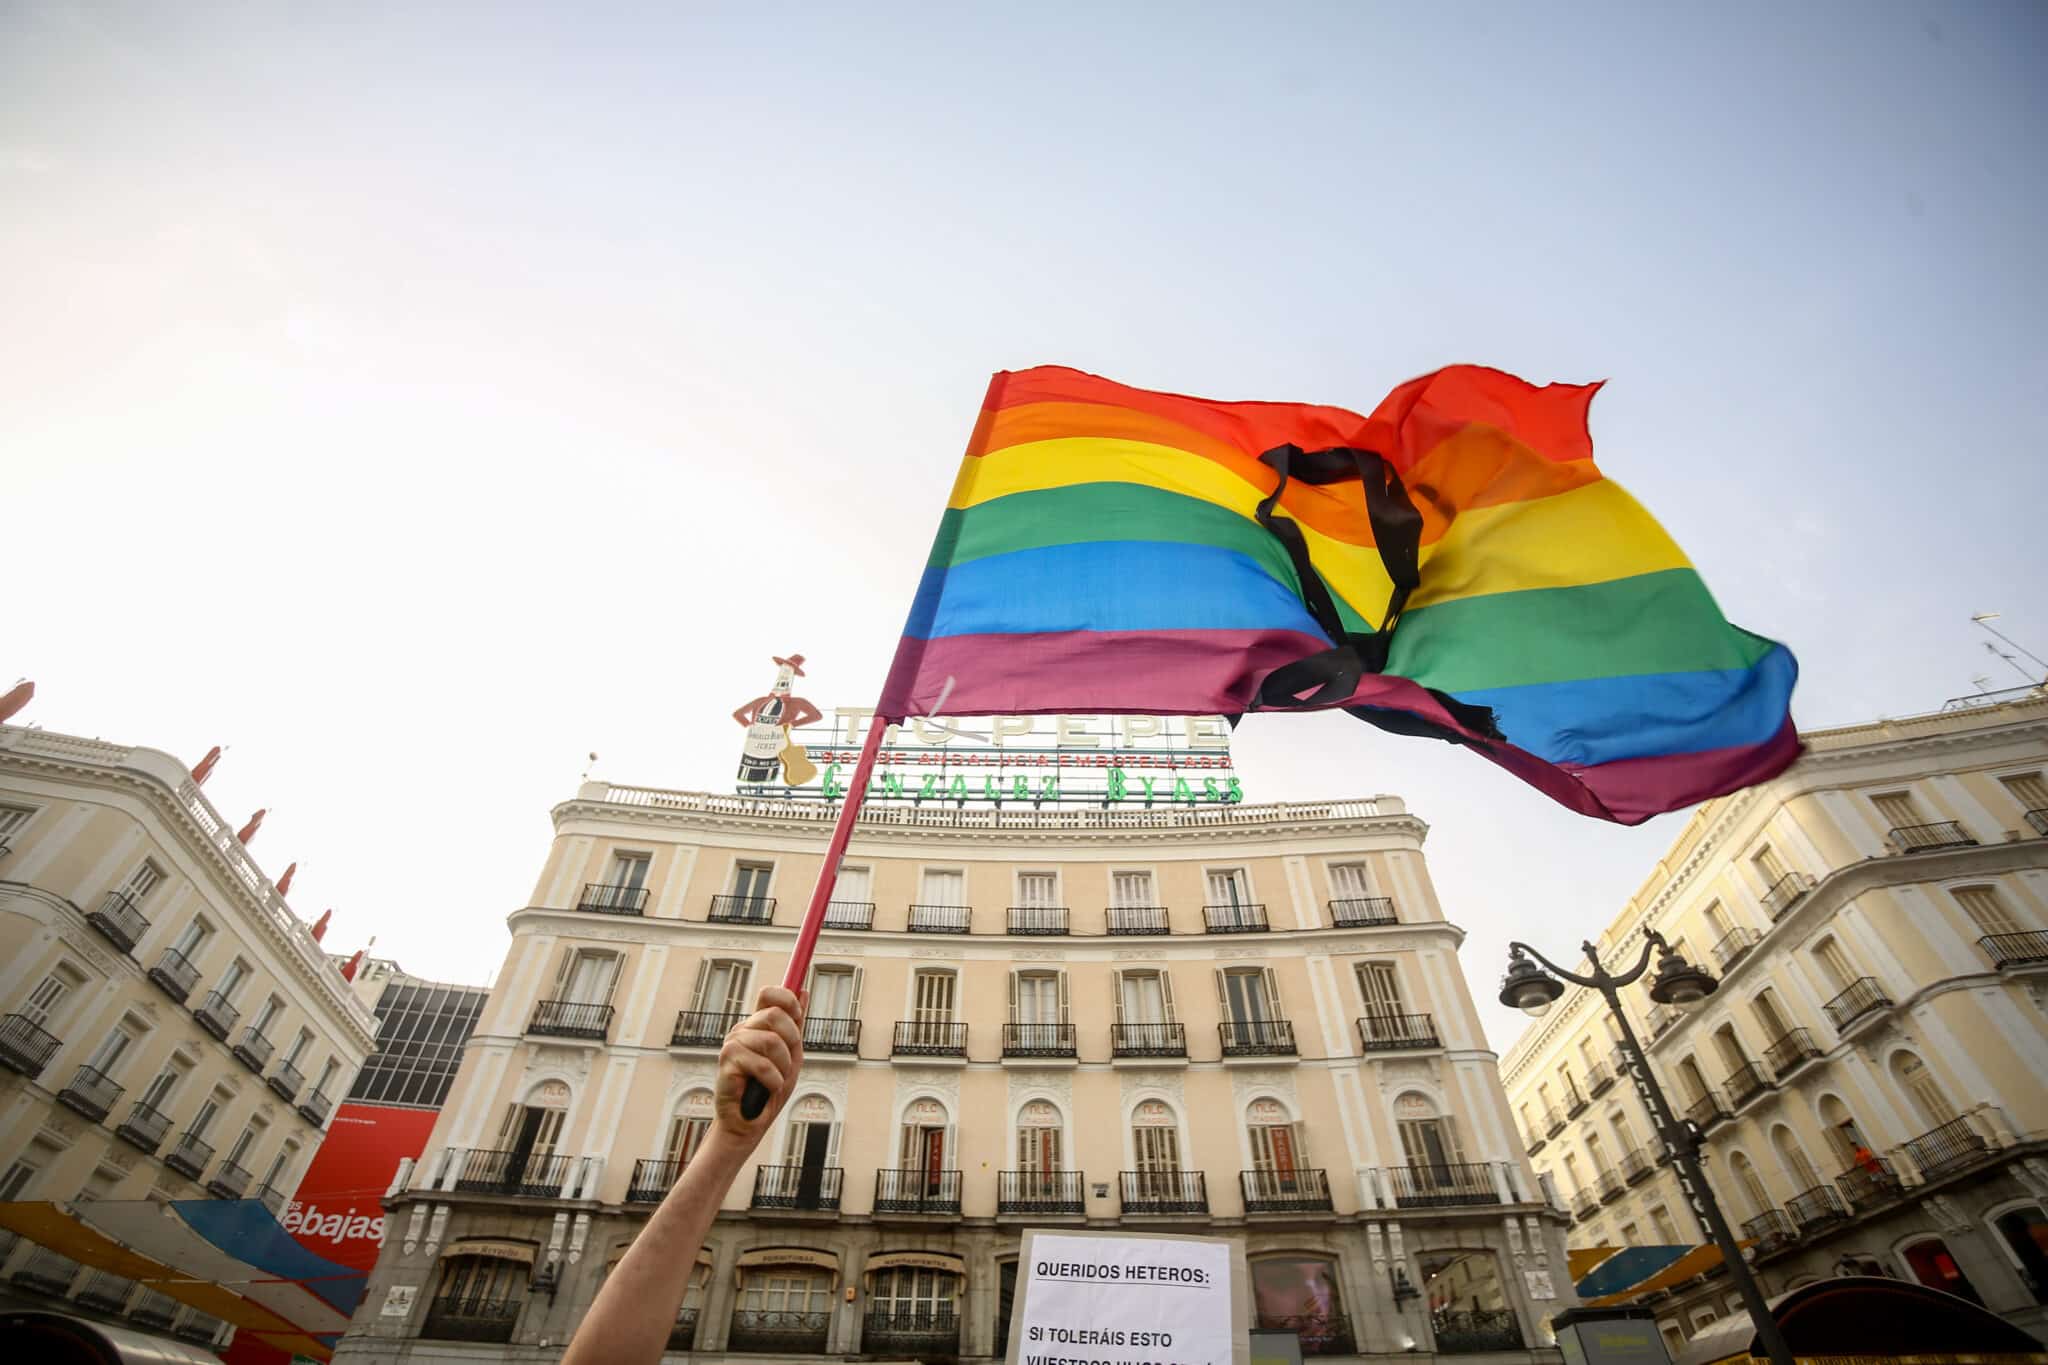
1500;932;1794;1365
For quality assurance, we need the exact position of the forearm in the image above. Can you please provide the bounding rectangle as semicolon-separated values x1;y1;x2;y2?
561;1130;751;1365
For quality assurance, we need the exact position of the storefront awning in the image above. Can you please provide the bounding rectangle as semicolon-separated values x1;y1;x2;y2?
1571;1242;1735;1307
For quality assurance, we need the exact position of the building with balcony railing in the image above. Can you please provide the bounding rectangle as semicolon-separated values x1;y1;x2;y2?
333;717;1566;1362
1503;689;2048;1350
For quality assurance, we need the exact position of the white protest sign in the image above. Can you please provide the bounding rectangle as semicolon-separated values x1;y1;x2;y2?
1010;1230;1247;1365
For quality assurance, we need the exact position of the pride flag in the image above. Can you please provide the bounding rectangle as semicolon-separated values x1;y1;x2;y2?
877;365;1798;825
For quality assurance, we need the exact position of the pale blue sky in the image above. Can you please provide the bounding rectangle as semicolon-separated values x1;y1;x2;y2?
5;2;2044;1048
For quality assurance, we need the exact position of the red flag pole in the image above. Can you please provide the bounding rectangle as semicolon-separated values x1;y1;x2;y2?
739;708;894;1118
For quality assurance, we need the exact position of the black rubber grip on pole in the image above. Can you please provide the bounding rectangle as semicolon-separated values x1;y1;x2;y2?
740;1077;770;1120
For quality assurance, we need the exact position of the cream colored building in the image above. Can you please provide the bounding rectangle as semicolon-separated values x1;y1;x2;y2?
0;723;379;1343
339;772;1574;1362
1500;691;2048;1355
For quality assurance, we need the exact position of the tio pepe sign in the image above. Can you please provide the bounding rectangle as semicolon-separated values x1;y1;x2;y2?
1008;1230;1248;1365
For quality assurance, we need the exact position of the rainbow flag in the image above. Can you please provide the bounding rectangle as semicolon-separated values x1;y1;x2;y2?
878;365;1798;824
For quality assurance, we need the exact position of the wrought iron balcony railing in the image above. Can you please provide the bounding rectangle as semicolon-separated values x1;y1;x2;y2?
1586;1060;1615;1096
256;1183;286;1215
12;1245;83;1297
892;1020;967;1057
1786;1182;1850;1231
672;1009;743;1048
1761;871;1813;920
669;1307;699;1352
205;1159;252;1200
822;899;874;929
1886;820;1976;853
114;1101;171;1154
999;1169;1085;1215
1823;976;1893;1028
422;1295;520;1343
164;1131;214;1180
1713;926;1760;969
2026;807;2048;837
1220;1018;1297;1056
873;1167;962;1214
1111;1022;1186;1057
87;890;150;953
1596;1167;1626;1203
627;1157;680;1203
728;1309;830;1354
1570;1187;1599;1220
1007;905;1069;935
146;948;201;1003
232;1028;274;1073
453;1147;573;1197
1431;1308;1524;1354
1384;1162;1502;1209
297;1089;332;1127
1903;1112;1993;1180
192;990;239;1041
1541;1105;1566;1139
1105;905;1170;935
1120;1169;1208;1214
1741;1208;1797;1253
864;1308;960;1354
576;882;649;915
1980;930;2048;969
528;998;613;1040
1002;1023;1077;1057
1241;1166;1332;1213
76;1270;137;1314
752;1163;844;1212
267;1058;304;1102
1836;1156;1903;1210
907;903;971;933
1564;1082;1589;1117
1620;1147;1658;1185
709;893;776;924
0;1013;61;1078
1259;1314;1355;1357
1724;1061;1772;1107
58;1065;124;1123
1686;1090;1731;1129
1202;902;1269;933
803;1016;861;1054
1358;1011;1441;1051
129;1288;181;1329
1328;896;1397;928
1765;1028;1822;1078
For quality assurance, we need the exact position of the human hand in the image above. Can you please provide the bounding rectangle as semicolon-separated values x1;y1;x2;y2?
713;986;806;1142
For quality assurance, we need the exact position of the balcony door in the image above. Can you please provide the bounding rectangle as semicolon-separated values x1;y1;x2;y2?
780;1099;837;1208
1218;968;1276;1026
899;1120;949;1197
1206;868;1250;907
1398;1113;1462;1183
555;950;620;1007
690;960;752;1022
1018;1123;1063;1191
1248;1119;1302;1195
731;862;773;908
497;1100;565;1181
1111;871;1154;908
1117;971;1172;1025
911;970;955;1048
665;1097;712;1172
920;869;966;907
22;973;71;1029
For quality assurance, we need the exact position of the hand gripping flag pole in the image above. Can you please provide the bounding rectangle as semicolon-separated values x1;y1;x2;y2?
738;706;897;1120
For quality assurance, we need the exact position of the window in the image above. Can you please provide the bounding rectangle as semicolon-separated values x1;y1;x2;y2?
1132;1101;1181;1174
920;869;966;907
1397;1104;1462;1171
2000;772;2048;815
1356;962;1405;1018
1329;861;1373;902
1870;790;1923;828
22;966;82;1028
1418;1250;1513;1345
1702;900;1730;938
871;1267;959;1321
1953;884;2024;936
553;948;621;1006
1711;1024;1750;1071
1246;1098;1305;1180
284;1028;313;1066
1992;1205;2048;1305
897;1098;953;1190
609;851;651;890
1015;872;1059;908
1205;868;1251;907
138;1063;184;1112
1010;971;1067;1027
347;980;488;1107
435;1253;528;1310
743;1269;831;1314
1585;1132;1609;1174
216;958;251;1003
121;861;165;902
1116;970;1174;1024
1110;871;1155;908
497;1091;567;1168
1892;1052;1957;1128
689;959;752;1020
170;918;213;959
665;1091;714;1169
808;964;861;1023
1649;1205;1681;1243
224;1126;259;1169
1611;1111;1639;1150
1751;845;1787;886
0;1137;60;1200
1771;1126;1819;1189
1017;1100;1062;1174
260;1143;296;1193
1674;1057;1709;1104
1562;1153;1583;1196
1900;1236;1983;1304
189;1094;225;1141
1659;1323;1685;1354
1619;1221;1641;1245
1730;1153;1771;1218
1813;937;1857;993
312;1058;340;1097
1751;989;1792;1041
1819;1096;1869;1166
250;996;283;1038
831;864;872;903
0;802;36;846
913;969;956;1023
730;861;773;902
1216;967;1278;1023
85;1024;137;1076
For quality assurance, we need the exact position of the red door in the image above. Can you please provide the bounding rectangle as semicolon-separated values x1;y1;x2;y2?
923;1129;945;1196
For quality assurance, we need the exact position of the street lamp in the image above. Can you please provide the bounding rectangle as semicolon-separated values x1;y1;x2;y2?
1500;932;1794;1365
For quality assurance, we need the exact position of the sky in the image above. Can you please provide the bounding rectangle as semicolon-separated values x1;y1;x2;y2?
5;2;2045;1053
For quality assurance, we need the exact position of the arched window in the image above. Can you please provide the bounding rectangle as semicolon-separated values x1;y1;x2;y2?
1899;1235;1983;1305
1729;1152;1772;1219
766;1095;841;1211
1817;1095;1871;1169
424;1241;533;1342
1392;1094;1479;1203
1251;1255;1350;1355
485;1080;568;1192
1419;1250;1521;1351
1990;1205;2048;1305
1675;1056;1709;1105
1127;1100;1191;1206
666;1088;714;1171
1245;1097;1308;1199
1770;1125;1820;1191
1891;1051;1957;1130
1016;1099;1063;1176
731;1252;836;1352
888;1098;954;1204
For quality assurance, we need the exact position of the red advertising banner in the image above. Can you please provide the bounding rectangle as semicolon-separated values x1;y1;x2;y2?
280;1102;440;1273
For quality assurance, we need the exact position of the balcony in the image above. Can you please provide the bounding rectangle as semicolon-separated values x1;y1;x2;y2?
1764;1028;1822;1079
709;893;775;925
1570;1188;1599;1221
1002;1023;1077;1058
728;1309;830;1354
192;990;239;1041
297;1089;332;1127
1007;905;1069;935
528;998;614;1041
422;1295;519;1343
1261;1314;1355;1357
576;882;649;916
57;1065;124;1123
87;890;150;954
1120;1169;1209;1215
267;1058;304;1102
206;1159;252;1200
1836;1156;1903;1211
627;1157;680;1203
1646;1004;1681;1040
2026;808;2048;837
669;1308;699;1352
1524;1129;1546;1157
1886;820;1976;854
231;1028;274;1073
1823;977;1893;1030
147;948;201;1003
823;899;874;930
907;903;970;934
1111;1022;1187;1058
1761;871;1813;920
76;1270;137;1314
1980;930;2048;969
672;1009;742;1048
1431;1309;1525;1354
1741;1209;1797;1254
164;1132;213;1180
1384;1162;1502;1209
114;1102;171;1154
173;1313;225;1346
1203;902;1269;934
1724;1061;1772;1107
873;1167;962;1215
256;1184;286;1215
1686;1090;1731;1130
1541;1105;1566;1140
1105;905;1170;935
0;1013;61;1078
803;1016;861;1055
1358;1011;1441;1051
1564;1083;1589;1118
453;1147;574;1197
999;1170;1086;1216
1328;896;1397;928
751;1163;844;1212
1713;926;1760;970
12;1245;82;1296
864;1309;960;1356
1786;1182;1850;1231
1219;1018;1297;1057
1620;1147;1658;1185
1596;1167;1626;1204
1586;1060;1615;1096
1241;1167;1333;1214
892;1020;968;1058
1903;1112;1994;1181
130;1289;181;1329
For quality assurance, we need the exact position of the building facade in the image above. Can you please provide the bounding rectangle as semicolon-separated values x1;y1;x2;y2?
1500;692;2048;1355
0;722;380;1347
339;773;1573;1362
